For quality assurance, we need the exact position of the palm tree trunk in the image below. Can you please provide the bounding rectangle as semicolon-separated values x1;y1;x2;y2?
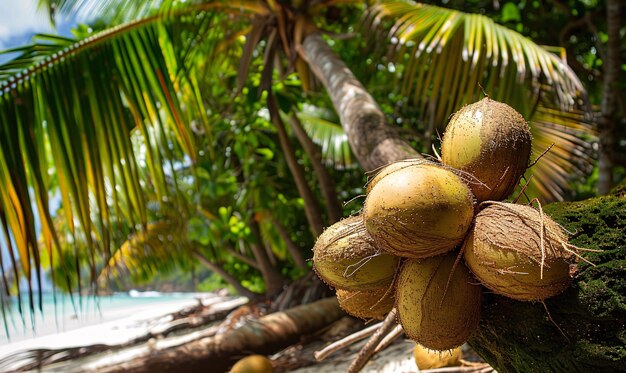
288;113;343;223
267;93;325;237
597;0;622;194
300;32;421;172
248;217;287;294
191;250;258;299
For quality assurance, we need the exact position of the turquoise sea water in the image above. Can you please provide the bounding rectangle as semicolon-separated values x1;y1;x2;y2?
1;291;204;343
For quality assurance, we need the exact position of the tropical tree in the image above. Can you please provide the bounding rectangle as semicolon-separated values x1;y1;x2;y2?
0;0;592;317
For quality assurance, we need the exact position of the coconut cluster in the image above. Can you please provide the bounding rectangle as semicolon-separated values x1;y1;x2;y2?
312;98;582;352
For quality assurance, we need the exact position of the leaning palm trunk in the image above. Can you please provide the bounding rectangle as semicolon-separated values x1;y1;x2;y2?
300;32;421;172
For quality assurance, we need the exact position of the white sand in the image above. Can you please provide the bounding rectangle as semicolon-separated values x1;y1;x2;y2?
0;293;220;360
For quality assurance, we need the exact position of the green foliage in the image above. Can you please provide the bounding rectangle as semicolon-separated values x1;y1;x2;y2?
197;272;233;293
0;1;604;314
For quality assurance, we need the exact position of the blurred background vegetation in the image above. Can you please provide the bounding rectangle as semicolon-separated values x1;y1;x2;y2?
0;0;622;313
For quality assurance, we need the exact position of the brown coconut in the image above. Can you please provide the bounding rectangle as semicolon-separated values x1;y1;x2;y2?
396;253;482;351
441;98;532;203
363;163;475;258
463;201;576;301
336;287;395;320
313;216;400;291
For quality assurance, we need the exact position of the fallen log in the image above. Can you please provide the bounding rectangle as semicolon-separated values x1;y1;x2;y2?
94;297;345;372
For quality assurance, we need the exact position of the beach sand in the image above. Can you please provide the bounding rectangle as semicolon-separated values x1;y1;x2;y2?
0;292;219;362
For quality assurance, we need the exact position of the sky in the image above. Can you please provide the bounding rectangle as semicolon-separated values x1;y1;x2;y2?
0;0;55;50
0;0;85;53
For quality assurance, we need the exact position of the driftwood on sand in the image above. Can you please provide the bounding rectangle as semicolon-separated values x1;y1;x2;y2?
93;297;345;373
0;296;247;372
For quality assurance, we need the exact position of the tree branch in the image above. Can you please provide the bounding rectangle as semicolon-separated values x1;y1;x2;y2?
271;215;308;270
268;93;325;237
247;215;287;294
191;250;259;299
224;248;259;270
288;112;343;223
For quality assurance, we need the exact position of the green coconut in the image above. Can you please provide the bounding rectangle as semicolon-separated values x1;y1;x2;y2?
463;201;577;301
396;253;482;351
365;159;425;194
230;355;274;373
441;98;532;203
413;344;462;370
313;216;400;291
363;163;475;258
336;287;395;320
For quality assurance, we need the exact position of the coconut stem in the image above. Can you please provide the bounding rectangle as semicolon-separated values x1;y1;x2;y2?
530;198;547;280
512;174;534;204
442;248;466;307
540;300;570;343
373;324;403;353
343;253;379;278
314;322;382;361
363;158;431;190
348;308;398;373
419;366;494;373
343;194;366;208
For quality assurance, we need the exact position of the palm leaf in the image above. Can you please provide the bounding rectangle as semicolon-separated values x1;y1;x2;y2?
365;0;593;201
0;2;256;308
297;106;355;169
98;220;191;285
369;1;585;114
524;101;595;202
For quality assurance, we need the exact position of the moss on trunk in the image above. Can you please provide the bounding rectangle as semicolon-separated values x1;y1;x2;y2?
469;193;626;373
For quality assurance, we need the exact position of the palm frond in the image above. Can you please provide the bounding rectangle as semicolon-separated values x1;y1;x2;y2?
98;220;191;285
297;106;355;169
40;0;268;26
524;101;595;202
368;0;586;119
0;3;255;307
365;0;592;201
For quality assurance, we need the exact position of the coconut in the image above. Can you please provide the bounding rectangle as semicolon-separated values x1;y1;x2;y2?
365;159;425;194
313;216;400;291
413;344;462;370
230;354;273;373
363;163;475;258
441;98;532;203
336;287;395;320
463;201;576;301
396;253;482;351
